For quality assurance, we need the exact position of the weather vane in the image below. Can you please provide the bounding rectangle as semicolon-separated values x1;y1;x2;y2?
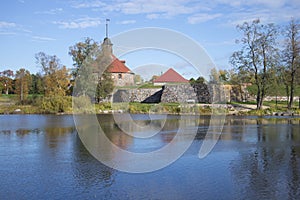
105;18;110;38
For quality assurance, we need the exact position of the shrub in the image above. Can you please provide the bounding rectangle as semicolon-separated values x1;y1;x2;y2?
40;95;72;114
72;95;94;114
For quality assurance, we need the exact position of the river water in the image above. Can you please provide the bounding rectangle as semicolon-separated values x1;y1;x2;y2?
0;114;299;199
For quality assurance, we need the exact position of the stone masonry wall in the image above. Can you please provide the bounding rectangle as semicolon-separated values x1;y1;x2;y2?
111;83;299;104
160;84;198;103
113;88;162;103
113;84;200;103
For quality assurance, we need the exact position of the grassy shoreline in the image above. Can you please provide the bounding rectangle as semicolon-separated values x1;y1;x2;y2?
1;100;300;116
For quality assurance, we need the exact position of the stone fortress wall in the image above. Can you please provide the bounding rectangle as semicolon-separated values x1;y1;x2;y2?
112;83;230;103
111;83;296;104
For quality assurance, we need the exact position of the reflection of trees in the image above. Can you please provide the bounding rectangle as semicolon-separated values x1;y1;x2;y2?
44;127;76;149
16;129;31;136
0;130;11;134
71;134;115;191
231;118;300;199
98;114;134;150
16;129;40;137
159;116;179;143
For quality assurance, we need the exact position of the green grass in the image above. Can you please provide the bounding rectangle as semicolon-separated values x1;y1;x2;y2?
0;94;16;102
246;84;300;96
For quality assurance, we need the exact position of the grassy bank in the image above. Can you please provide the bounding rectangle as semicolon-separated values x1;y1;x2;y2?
1;94;300;116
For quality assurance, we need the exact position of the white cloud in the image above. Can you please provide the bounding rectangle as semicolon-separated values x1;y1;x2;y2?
0;21;33;36
35;8;63;15
71;0;299;25
53;17;102;29
225;6;300;26
0;31;17;35
146;13;160;19
212;0;286;8
72;0;106;8
188;13;222;24
0;21;16;28
118;20;136;25
73;0;202;18
32;36;56;41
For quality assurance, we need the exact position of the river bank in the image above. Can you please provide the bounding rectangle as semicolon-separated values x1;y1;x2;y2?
1;100;300;116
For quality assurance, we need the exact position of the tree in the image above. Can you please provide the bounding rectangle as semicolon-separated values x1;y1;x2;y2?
15;68;31;103
69;37;114;101
0;69;14;95
209;68;229;83
29;73;44;95
209;68;220;84
281;19;300;109
69;38;99;78
35;52;70;97
96;71;114;102
190;76;205;84
231;19;278;109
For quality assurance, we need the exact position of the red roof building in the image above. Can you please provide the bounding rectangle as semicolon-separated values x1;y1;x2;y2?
153;68;189;85
100;37;135;87
107;56;132;73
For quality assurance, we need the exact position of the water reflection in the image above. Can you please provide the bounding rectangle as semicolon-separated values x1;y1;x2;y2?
98;114;183;152
230;117;300;199
0;114;300;199
71;135;115;192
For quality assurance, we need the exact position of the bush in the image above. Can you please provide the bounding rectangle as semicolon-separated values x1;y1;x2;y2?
72;95;94;114
40;95;72;114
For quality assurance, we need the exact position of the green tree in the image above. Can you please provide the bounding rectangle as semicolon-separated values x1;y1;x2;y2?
281;19;300;109
231;19;278;109
69;37;114;101
29;73;44;95
69;38;99;78
15;68;31;103
0;69;14;95
96;71;114;102
190;76;205;84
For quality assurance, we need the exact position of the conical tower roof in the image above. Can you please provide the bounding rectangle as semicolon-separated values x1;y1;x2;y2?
153;68;188;83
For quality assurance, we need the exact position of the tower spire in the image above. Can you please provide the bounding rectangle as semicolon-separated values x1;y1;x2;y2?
105;18;110;38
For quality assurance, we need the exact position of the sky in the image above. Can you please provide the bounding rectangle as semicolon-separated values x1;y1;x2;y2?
0;0;300;80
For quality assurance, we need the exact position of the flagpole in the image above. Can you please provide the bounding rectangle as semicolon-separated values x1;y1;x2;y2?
106;19;110;38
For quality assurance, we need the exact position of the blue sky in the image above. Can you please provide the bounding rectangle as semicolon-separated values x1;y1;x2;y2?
0;0;299;80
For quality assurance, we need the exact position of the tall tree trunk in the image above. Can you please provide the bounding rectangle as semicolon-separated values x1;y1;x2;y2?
256;85;261;110
286;85;290;107
259;86;266;110
288;71;295;109
20;79;23;102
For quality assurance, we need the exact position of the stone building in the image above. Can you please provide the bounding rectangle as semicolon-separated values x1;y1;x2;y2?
108;56;135;87
101;37;135;87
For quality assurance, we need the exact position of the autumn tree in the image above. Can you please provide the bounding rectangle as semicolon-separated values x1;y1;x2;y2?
15;68;31;103
35;52;70;97
231;19;278;109
281;19;300;109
